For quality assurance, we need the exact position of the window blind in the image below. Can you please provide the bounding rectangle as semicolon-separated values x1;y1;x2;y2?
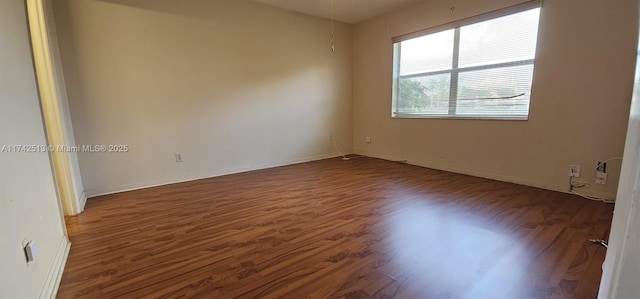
392;1;542;119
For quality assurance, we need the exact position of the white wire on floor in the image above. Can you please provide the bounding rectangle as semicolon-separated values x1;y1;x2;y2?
331;136;350;160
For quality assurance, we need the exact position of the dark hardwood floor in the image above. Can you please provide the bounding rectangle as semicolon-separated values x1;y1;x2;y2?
57;157;613;298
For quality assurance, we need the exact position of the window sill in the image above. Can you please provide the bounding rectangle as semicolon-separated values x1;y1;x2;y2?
392;113;528;121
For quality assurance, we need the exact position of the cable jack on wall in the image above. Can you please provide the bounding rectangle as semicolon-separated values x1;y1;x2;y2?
567;157;623;204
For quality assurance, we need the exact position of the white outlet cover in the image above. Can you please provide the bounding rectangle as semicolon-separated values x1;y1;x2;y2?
569;164;581;177
596;171;608;184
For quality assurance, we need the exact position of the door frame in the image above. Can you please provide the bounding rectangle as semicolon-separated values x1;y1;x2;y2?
26;0;80;217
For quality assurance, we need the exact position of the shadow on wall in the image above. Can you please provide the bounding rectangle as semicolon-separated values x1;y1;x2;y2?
53;0;353;195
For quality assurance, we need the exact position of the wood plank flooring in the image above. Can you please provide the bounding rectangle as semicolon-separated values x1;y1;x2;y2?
57;157;613;298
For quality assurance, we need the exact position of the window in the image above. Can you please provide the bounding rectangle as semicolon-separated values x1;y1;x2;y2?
392;2;541;120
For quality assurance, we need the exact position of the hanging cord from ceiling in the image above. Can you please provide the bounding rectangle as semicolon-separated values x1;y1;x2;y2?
331;136;349;160
330;0;335;52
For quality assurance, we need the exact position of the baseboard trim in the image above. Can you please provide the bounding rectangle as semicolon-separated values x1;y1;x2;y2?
85;153;347;198
40;236;70;299
355;150;616;201
77;191;87;213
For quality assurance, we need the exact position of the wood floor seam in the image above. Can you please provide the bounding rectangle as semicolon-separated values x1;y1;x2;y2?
57;157;612;299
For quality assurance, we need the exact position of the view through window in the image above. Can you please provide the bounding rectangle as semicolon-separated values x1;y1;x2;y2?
392;6;541;119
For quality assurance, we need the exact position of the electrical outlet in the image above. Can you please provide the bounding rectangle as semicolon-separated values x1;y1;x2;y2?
175;153;183;162
569;164;581;177
596;171;608;184
365;136;371;144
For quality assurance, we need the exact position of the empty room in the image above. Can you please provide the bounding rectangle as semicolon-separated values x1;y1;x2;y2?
2;0;640;298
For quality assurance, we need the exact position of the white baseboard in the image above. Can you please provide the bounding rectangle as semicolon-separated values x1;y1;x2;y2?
355;150;616;201
40;236;70;299
77;191;87;213
85;153;346;198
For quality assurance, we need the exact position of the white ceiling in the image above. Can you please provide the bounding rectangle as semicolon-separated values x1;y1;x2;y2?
251;0;423;24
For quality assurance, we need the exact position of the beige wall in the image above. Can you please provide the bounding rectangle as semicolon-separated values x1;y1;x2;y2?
0;0;69;297
54;0;637;200
353;0;638;199
54;0;353;196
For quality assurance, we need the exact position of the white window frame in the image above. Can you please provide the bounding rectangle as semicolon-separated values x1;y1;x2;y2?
391;0;542;120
